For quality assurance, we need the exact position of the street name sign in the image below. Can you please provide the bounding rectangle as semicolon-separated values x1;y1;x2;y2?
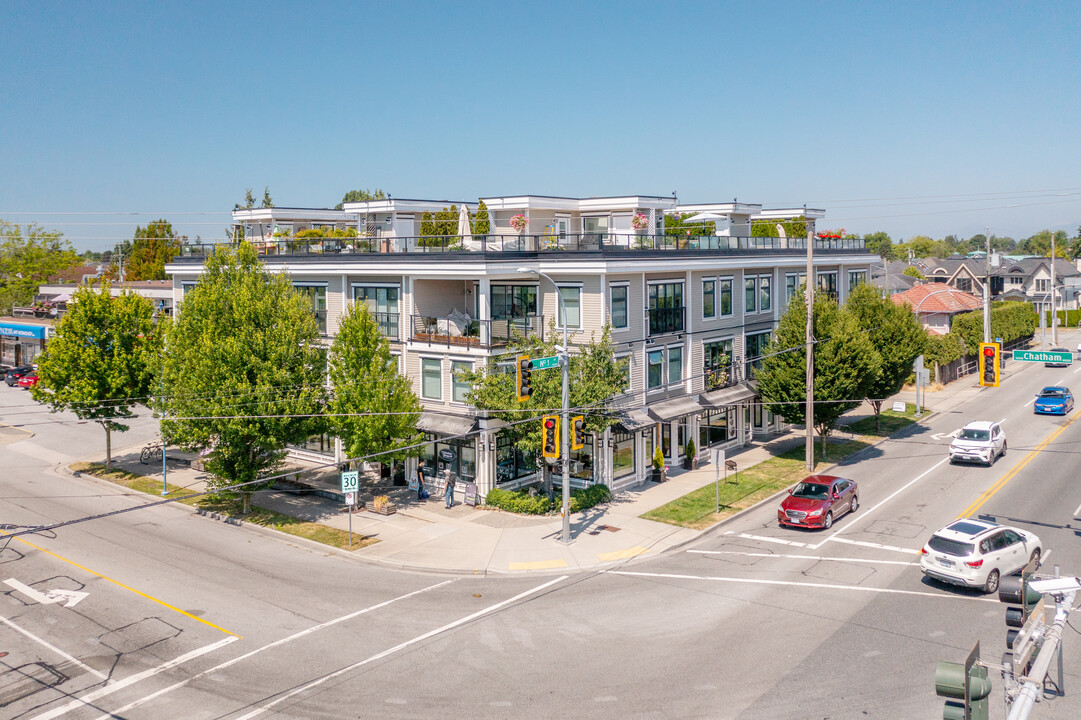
340;470;359;493
1013;350;1073;364
531;355;560;370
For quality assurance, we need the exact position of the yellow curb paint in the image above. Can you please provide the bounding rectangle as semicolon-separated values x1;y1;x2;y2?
0;422;33;436
5;533;239;637
508;559;568;570
598;546;649;562
957;409;1081;520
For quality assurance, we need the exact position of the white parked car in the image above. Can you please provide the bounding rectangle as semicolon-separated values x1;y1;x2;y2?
949;421;1006;466
920;519;1041;594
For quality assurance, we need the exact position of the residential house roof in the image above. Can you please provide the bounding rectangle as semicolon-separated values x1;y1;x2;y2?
890;284;983;314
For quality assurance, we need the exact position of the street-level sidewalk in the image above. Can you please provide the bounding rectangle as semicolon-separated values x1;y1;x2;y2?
61;337;1059;575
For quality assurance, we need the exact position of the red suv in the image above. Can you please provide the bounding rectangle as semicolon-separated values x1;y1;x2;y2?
778;474;859;530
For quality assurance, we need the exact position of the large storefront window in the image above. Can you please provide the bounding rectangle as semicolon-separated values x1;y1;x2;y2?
420;433;476;485
612;429;636;480
570;435;594;482
353;285;400;339
293;433;334;456
699;407;736;448
496;431;537;483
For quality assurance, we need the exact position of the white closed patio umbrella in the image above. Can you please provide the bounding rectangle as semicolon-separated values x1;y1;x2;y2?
681;212;727;223
458;205;481;251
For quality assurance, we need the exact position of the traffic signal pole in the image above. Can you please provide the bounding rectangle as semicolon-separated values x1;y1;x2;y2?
519;267;572;544
1006;591;1075;720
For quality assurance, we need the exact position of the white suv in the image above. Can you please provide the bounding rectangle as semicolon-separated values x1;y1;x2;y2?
949;421;1006;466
920;519;1041;594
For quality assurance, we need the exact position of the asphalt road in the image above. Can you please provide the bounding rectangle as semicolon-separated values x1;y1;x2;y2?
3;350;1081;719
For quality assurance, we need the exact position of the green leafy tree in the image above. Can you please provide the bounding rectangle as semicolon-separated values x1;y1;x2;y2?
0;221;81;314
124;219;183;281
846;283;926;430
31;282;162;469
461;324;627;457
895;235;936;259
335;188;387;210
328;303;423;468
755;290;880;458
863;231;895;260
260;187;274;208
474;200;491;235
902;266;925;280
158;242;325;512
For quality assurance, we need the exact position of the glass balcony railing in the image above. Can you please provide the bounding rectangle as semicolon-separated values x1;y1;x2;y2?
173;233;867;259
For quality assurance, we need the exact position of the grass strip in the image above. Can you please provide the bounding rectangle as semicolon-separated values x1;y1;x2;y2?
69;462;377;551
642;409;919;530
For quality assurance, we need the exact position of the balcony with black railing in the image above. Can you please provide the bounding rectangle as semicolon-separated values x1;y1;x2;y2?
410;314;545;350
648;306;685;336
173;233;867;260
370;312;400;341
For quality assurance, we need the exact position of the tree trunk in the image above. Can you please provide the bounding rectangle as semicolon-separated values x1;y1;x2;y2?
242;491;252;514
870;399;883;433
103;421;113;470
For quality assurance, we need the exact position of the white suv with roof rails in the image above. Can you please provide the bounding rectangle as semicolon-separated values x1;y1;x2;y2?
920;519;1041;594
948;421;1006;466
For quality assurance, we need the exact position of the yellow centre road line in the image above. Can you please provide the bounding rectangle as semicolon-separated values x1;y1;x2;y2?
7;534;239;637
957;410;1081;520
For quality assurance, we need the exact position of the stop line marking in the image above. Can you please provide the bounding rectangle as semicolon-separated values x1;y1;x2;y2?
725;531;810;548
608;570;998;602
689;549;919;566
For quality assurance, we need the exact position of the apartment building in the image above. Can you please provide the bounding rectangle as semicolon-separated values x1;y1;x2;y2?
167;194;872;500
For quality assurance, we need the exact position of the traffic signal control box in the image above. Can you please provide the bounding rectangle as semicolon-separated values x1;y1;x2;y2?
541;415;559;458
978;342;1000;387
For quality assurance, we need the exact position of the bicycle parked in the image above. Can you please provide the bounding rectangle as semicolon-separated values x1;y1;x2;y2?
140;441;164;465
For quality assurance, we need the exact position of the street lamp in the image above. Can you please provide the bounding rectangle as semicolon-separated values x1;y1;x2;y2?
517;267;572;544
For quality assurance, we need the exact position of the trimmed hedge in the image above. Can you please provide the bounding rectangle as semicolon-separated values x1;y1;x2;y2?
485;484;612;515
485;488;551;515
1048;309;1081;329
569;484;611;513
951;302;1036;352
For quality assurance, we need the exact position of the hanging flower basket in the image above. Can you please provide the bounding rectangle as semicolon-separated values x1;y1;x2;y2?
632;212;649;230
510;214;528;232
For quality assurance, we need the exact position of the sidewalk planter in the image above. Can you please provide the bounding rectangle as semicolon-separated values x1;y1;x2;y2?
369;495;397;515
650;467;667;483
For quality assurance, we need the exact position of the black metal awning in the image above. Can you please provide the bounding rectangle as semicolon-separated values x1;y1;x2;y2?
647;395;704;422
700;383;757;407
614;408;654;432
416;412;477;437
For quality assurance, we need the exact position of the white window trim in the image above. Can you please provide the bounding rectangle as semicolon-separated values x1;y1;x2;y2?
717;276;734;317
555;284;583;330
758;274;772;311
419;356;444;401
293;281;329;288
666;343;685;388
646;347;666;393
744;275;757;314
702;277;717;319
449;360;474;405
609;282;630;331
614;352;632;393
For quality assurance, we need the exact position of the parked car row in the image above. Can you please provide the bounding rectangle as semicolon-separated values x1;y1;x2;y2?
3;365;37;389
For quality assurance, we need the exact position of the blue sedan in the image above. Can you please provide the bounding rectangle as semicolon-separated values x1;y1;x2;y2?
1034;386;1074;415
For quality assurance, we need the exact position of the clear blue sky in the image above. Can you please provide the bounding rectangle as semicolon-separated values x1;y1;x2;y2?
2;1;1079;252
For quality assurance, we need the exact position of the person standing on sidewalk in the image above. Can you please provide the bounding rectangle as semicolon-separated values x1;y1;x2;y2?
443;468;455;508
416;461;428;500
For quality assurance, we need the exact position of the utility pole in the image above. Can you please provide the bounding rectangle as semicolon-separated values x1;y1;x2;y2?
805;227;815;472
983;229;991;344
1051;232;1058;346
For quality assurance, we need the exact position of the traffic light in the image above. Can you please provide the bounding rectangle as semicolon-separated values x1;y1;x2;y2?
516;356;533;402
571;415;585;450
935;641;991;720
978;342;1000;387
999;560;1045;677
541;415;559;458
